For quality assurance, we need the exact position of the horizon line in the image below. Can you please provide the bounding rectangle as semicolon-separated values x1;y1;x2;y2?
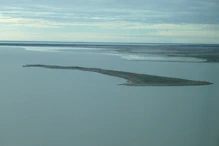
0;40;219;45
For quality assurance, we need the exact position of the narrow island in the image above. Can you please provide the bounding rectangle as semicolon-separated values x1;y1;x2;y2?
23;64;212;86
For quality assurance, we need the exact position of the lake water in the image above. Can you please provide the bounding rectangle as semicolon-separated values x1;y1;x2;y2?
0;44;219;146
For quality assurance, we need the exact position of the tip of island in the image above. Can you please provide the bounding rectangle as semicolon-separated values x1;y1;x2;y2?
23;64;213;86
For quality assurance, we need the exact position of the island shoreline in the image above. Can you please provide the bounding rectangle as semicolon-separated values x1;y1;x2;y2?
23;64;213;86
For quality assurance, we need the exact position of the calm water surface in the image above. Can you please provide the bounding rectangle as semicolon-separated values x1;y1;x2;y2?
0;46;219;146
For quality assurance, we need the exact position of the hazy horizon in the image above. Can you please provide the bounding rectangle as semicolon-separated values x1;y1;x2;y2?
1;40;219;45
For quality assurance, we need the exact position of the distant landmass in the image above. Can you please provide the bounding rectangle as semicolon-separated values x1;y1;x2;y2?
23;64;212;86
1;41;219;62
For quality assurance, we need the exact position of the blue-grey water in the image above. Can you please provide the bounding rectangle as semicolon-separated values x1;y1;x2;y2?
0;43;219;146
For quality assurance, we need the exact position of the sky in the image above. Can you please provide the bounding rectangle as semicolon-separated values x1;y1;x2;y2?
0;0;219;43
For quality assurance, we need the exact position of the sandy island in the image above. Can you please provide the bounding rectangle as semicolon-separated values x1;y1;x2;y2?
23;64;212;86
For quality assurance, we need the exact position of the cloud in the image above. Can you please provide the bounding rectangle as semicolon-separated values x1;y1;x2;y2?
1;13;219;31
126;24;219;31
1;30;218;44
0;15;59;28
0;13;219;44
1;1;218;24
0;6;169;23
151;30;219;37
0;1;219;43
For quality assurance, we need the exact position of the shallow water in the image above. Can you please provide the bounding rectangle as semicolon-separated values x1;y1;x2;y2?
0;45;219;146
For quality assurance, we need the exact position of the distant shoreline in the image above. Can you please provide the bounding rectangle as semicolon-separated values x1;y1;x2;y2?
23;64;212;86
1;41;218;63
